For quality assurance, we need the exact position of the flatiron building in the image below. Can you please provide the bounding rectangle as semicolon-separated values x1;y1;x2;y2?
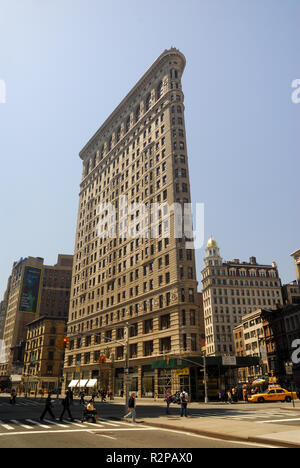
63;48;203;397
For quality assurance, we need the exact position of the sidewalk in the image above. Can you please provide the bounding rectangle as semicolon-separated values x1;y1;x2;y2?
139;409;300;448
105;397;300;447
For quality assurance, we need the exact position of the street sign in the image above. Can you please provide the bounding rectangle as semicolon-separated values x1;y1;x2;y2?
175;368;189;376
124;376;132;384
222;356;237;366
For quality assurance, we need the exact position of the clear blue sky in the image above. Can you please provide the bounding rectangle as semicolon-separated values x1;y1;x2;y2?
0;0;299;298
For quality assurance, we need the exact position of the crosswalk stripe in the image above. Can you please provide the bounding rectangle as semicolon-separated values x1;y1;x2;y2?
73;419;104;427
71;420;87;427
44;419;68;428
25;419;50;429
0;420;14;430
98;418;119;426
10;420;32;429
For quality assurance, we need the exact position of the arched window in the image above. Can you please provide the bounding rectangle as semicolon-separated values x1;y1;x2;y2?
135;105;140;122
146;93;152;111
157;81;163;99
125;117;130;133
116;127;121;142
100;145;104;159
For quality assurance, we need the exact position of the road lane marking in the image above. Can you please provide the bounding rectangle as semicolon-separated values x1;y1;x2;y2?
257;417;300;424
10;420;32;429
0;427;156;437
25;419;50;429
44;419;68;428
0;421;14;430
98;418;119;426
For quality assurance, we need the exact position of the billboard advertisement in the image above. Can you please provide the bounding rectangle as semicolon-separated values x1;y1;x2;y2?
19;266;42;314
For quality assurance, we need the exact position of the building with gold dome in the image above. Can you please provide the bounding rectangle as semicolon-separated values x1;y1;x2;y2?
291;248;300;285
202;238;283;356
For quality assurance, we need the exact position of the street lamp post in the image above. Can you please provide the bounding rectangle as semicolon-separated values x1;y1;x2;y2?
203;354;208;404
124;322;130;411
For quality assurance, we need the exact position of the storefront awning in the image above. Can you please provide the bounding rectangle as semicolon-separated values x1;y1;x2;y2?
68;380;79;388
86;379;97;388
78;379;88;388
152;355;261;369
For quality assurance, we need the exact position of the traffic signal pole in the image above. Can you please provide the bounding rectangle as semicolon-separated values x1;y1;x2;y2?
166;355;208;404
72;324;132;409
124;322;130;411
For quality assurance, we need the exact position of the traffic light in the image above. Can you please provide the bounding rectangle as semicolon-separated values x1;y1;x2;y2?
99;355;106;364
166;357;171;366
63;337;69;350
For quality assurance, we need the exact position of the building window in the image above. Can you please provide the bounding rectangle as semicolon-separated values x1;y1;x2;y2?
146;94;152;111
144;340;153;356
160;337;171;353
157;81;163;99
160;314;170;330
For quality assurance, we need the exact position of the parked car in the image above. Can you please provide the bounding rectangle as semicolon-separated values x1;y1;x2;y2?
248;387;298;403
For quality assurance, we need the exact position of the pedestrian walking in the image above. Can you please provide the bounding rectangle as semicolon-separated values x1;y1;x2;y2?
80;390;86;405
101;390;106;402
59;392;74;421
10;389;17;405
123;392;137;423
227;390;232;404
180;389;189;417
69;389;74;405
40;393;56;421
165;388;172;415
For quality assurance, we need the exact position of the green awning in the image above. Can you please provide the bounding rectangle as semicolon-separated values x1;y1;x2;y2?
152;355;260;370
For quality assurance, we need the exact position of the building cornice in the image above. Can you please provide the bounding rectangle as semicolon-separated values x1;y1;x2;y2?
79;48;186;161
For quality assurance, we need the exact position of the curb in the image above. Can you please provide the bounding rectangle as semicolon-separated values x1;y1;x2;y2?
140;421;300;449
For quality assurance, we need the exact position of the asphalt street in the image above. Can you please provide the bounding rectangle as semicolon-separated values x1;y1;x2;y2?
0;396;299;448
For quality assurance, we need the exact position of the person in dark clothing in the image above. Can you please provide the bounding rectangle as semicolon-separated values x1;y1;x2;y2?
180;389;189;417
59;392;74;421
40;393;55;421
80;391;86;405
165;388;172;415
69;389;74;405
123;392;136;423
10;389;17;405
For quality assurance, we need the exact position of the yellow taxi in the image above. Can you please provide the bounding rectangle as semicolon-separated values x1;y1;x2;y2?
248;387;298;403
